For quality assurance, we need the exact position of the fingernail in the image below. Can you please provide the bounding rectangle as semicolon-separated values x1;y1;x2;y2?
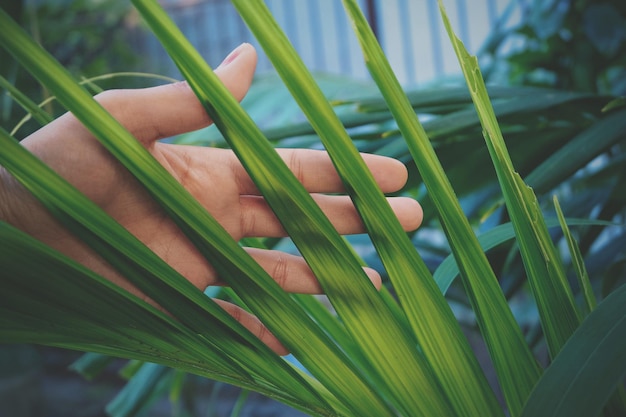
217;43;247;69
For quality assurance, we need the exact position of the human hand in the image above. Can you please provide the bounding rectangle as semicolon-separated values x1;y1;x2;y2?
0;43;422;354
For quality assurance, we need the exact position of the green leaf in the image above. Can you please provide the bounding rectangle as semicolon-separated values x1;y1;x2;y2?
229;389;250;417
440;0;580;381
133;1;445;414
354;85;553;113
434;218;617;294
119;360;146;380
0;11;333;407
69;353;115;381
0;222;241;383
0;220;334;416
0;73;53;128
0;124;326;401
229;0;484;415
123;2;407;415
343;1;543;415
521;284;626;417
106;362;172;417
554;197;596;315
338;3;506;416
602;97;626;112
526;108;626;194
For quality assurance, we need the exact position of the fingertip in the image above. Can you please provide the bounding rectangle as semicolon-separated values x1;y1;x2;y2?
216;43;257;70
404;198;424;232
363;153;409;193
214;43;258;102
363;267;383;290
389;197;423;232
256;327;290;356
390;157;409;189
257;326;290;356
270;341;290;357
216;300;290;356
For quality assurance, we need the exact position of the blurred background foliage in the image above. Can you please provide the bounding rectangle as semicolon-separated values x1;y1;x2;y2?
0;0;142;139
484;0;626;94
1;0;625;416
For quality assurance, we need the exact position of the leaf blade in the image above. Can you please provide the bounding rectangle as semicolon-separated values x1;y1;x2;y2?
521;284;626;417
439;0;582;364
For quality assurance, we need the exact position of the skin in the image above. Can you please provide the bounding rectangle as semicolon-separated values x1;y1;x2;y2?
0;43;423;354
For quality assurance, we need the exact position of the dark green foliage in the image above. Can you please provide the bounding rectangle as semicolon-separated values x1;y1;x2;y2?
484;0;626;94
0;0;138;138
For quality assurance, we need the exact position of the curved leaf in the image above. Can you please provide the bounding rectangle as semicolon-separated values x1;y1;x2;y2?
0;222;331;416
521;284;626;417
434;218;618;294
441;0;581;370
344;1;541;415
526;108;626;194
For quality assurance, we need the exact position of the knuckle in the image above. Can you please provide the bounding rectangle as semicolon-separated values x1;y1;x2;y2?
288;151;304;184
271;254;290;289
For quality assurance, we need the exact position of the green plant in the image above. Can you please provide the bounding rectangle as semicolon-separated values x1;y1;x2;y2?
1;1;625;416
483;0;626;94
0;0;141;138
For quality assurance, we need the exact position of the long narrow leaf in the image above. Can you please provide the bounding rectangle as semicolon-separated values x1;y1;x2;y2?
69;353;115;381
228;0;480;415
434;218;616;294
520;284;626;417
0;222;334;416
0;73;53;127
131;1;432;415
440;0;581;361
0;12;336;412
105;362;171;417
526;108;626;194
0;126;336;412
554;197;596;315
103;1;402;415
342;1;542;415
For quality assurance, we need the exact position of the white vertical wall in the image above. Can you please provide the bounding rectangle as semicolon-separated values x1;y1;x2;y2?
145;0;523;86
372;0;521;85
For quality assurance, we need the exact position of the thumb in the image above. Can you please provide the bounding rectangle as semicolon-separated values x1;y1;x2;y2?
95;42;258;144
